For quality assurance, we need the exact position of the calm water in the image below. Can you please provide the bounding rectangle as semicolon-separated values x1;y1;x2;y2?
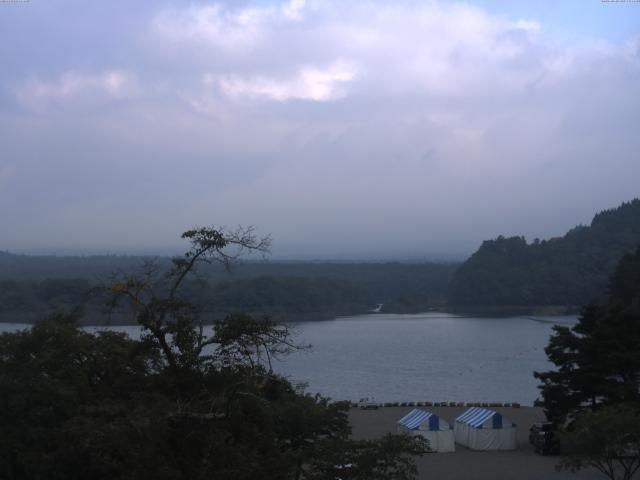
0;312;575;406
278;313;576;406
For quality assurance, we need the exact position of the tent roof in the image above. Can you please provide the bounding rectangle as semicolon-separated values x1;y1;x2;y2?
398;409;439;430
455;407;506;428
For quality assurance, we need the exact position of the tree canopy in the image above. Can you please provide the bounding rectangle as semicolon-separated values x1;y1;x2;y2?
0;256;456;323
449;199;640;307
0;226;426;480
558;405;640;480
534;246;640;424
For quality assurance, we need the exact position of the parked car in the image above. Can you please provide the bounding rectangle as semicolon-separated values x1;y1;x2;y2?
533;430;560;455
357;397;379;409
530;422;560;455
529;422;554;444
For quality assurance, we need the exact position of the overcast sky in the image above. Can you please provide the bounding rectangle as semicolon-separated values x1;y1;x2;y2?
1;0;639;259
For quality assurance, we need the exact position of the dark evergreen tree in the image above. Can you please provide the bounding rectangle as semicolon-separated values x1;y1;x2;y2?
534;246;640;424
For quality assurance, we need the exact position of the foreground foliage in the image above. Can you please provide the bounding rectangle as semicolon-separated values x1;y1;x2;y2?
0;227;425;480
535;246;640;479
558;405;640;480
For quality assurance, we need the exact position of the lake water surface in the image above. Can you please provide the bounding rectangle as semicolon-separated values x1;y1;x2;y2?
0;312;575;406
277;312;575;405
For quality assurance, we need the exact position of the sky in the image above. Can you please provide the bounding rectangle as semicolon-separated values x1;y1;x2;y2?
1;0;639;259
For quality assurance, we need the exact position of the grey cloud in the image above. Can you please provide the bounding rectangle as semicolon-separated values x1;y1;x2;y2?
1;1;639;258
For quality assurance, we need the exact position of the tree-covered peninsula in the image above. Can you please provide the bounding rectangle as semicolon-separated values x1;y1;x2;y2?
448;199;640;308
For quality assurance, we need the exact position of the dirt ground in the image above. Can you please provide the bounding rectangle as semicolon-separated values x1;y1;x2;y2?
349;406;613;480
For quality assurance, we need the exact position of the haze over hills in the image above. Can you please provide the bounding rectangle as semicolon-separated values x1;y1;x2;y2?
448;199;640;308
1;198;640;322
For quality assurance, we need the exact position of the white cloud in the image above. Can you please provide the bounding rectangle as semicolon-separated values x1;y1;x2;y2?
210;60;356;101
153;0;314;51
281;0;307;21
16;70;138;109
153;4;269;51
150;1;576;99
3;1;639;255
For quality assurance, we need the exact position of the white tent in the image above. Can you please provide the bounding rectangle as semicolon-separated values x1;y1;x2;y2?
397;409;455;453
454;407;517;450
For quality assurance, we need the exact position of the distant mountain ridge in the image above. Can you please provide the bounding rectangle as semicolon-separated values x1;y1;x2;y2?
448;199;640;307
0;252;457;323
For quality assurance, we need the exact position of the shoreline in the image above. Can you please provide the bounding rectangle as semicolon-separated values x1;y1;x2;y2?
349;406;603;480
0;306;578;326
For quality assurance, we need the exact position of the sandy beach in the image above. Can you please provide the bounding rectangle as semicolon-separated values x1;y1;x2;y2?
349;406;612;480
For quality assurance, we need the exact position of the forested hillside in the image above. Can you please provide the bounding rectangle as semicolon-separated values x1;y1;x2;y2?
0;252;147;281
448;199;640;307
5;199;639;318
0;254;457;323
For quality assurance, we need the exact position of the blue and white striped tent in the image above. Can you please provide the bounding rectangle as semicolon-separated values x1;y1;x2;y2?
397;409;455;452
454;407;516;450
456;407;508;429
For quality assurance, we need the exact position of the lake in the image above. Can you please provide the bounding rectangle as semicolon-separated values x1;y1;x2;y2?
0;312;575;406
278;312;575;406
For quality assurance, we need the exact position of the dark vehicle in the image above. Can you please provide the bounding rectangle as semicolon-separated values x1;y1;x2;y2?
530;422;560;455
528;422;554;444
533;430;560;455
529;422;560;455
